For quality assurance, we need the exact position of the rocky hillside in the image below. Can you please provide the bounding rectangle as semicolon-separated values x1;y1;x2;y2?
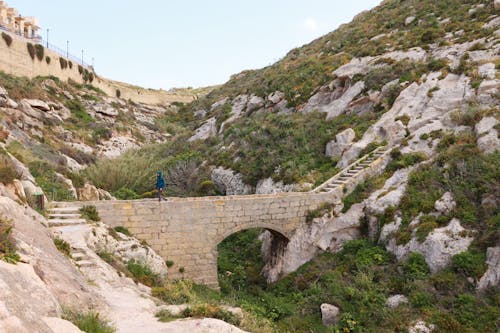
0;0;499;332
87;0;499;199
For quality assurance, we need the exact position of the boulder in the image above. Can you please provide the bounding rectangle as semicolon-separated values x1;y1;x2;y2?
94;104;118;117
320;303;340;326
188;117;217;142
477;247;500;290
325;81;365;120
325;128;356;158
476;125;500;155
55;173;78;199
193;109;207;119
77;183;100;201
408;321;435;333
211;167;252;195
386;294;409;308
383;219;474;272
405;16;416;25
98;136;138;158
21;180;44;198
246;95;265;111
268;91;285;104
0;85;7;97
23;99;51;112
210;97;229;111
434;192;456;214
478;63;496;79
255;178;296;194
475;117;498;135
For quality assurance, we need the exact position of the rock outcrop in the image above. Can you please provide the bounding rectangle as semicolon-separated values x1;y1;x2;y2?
211;167;252;195
477;247;500;291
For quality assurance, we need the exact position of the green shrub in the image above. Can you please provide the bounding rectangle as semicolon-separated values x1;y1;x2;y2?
27;43;35;60
0;155;20;184
115;89;121;98
151;280;194;304
80;205;100;222
54;238;71;257
183;304;241;326
113;226;131;236
113;187;140;200
45;56;51;64
34;44;44;61
1;32;13;47
415;219;438;242
78;65;84;75
0;215;20;264
65;100;93;124
126;259;163;287
59;57;68;69
403;252;430;280
452;251;487;279
63;310;115;333
306;202;335;223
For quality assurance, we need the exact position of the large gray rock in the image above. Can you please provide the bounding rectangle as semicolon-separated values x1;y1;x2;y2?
325;81;365;120
408;321;435;333
246;95;264;112
77;183;101;201
22;99;51;112
475;117;500;154
477;247;500;290
98;136;139;158
405;16;416;25
320;303;340;326
211;167;252;195
434;192;456;214
382;219;474;272
255;178;296;194
478;63;496;79
386;294;409;308
188;117;217;142
268;91;285;104
495;0;500;10
325;128;356;158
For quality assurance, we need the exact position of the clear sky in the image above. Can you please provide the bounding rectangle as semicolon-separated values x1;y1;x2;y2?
8;1;381;89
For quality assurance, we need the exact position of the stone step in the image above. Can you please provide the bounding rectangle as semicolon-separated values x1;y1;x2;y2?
48;213;82;219
77;260;96;268
48;207;81;213
48;219;87;227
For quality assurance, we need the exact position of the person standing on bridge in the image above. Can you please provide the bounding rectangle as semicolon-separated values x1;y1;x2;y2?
156;171;166;202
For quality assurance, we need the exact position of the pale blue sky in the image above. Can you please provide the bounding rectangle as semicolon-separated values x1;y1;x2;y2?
8;1;381;89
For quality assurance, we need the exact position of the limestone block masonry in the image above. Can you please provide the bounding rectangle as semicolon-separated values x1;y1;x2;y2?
75;192;340;289
0;31;194;105
56;150;391;289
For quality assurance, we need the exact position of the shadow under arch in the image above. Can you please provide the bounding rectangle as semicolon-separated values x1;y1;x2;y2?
216;226;291;290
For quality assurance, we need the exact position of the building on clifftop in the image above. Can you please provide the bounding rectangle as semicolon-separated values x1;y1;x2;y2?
0;1;40;40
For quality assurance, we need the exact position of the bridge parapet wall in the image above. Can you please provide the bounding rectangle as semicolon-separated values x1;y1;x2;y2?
76;191;340;287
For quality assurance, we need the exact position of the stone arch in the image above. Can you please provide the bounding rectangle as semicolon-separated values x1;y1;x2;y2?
213;222;292;247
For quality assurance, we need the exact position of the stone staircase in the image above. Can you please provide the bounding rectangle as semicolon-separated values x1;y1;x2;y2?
312;145;390;193
47;203;87;227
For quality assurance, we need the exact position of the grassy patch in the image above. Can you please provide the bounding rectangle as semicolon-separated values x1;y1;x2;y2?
0;215;20;264
63;310;115;333
80;205;100;222
54;238;71;257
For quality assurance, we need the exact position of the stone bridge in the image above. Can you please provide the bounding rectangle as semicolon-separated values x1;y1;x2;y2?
55;147;390;288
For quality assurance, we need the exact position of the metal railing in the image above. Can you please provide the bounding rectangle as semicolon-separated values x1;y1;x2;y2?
0;25;92;69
